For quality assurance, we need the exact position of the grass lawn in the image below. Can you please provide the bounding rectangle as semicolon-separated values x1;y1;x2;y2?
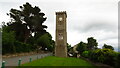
21;56;96;67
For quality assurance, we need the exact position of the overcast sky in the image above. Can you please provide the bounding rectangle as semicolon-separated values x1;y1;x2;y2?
0;0;119;51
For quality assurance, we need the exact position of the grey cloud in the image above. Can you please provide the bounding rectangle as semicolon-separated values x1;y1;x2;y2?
75;22;117;33
0;0;118;47
99;36;118;42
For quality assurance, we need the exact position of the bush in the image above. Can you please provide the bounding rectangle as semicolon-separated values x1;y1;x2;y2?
89;49;116;66
114;52;120;68
36;33;54;52
76;41;87;54
89;50;98;62
2;30;16;54
14;41;34;53
82;51;89;58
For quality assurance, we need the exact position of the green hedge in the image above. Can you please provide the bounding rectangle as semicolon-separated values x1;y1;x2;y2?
3;41;35;54
14;41;35;53
114;52;120;68
82;51;89;58
87;49;118;67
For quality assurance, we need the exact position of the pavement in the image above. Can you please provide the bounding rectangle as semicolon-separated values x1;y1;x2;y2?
2;53;53;66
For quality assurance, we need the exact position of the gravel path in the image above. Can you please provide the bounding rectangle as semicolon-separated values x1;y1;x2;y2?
2;53;53;66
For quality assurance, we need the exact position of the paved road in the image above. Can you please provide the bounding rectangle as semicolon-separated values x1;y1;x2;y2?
2;53;53;66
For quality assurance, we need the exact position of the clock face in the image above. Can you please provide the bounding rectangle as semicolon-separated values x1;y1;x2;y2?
58;33;63;40
59;36;63;40
59;17;63;21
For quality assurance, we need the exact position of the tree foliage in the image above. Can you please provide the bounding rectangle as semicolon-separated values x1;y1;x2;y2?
2;26;36;54
75;37;118;67
2;26;16;54
2;2;54;54
102;44;114;50
87;37;98;50
76;41;87;54
36;33;54;52
7;2;47;43
89;49;117;66
82;51;89;58
67;43;72;52
114;52;120;68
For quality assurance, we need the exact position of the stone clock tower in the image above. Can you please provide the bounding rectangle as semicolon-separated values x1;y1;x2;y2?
55;11;67;57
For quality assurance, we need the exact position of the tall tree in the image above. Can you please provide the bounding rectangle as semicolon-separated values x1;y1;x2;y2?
87;37;98;50
2;26;16;54
76;41;87;54
67;43;72;52
7;2;47;43
36;32;54;52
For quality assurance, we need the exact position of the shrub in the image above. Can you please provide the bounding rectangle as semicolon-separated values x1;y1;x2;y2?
114;52;120;68
82;51;89;58
2;31;16;54
89;49;99;62
36;33;54;52
89;49;116;66
76;42;87;54
14;41;34;53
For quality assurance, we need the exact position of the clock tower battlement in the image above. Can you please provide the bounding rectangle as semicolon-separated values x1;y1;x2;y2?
56;11;67;18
